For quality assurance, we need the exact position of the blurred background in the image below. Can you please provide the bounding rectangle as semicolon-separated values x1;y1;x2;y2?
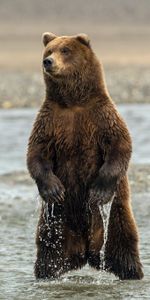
0;1;150;299
0;0;150;107
1;0;150;67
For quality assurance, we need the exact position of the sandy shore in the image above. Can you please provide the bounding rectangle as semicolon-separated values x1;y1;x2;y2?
0;66;150;108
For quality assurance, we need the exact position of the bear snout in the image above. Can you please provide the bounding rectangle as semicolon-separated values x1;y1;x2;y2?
43;57;54;71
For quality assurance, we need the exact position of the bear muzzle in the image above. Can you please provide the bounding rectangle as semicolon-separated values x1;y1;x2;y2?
43;57;54;72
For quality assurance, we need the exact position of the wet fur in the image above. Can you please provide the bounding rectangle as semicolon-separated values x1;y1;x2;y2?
27;34;143;280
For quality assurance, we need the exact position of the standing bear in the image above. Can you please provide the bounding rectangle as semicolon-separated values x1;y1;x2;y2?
27;32;143;280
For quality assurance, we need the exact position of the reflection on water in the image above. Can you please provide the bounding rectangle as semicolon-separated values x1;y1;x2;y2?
0;105;150;299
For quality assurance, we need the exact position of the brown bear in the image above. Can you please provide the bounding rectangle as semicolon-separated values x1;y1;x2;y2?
27;32;144;280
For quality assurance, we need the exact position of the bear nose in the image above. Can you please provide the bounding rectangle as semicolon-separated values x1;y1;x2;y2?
43;57;54;68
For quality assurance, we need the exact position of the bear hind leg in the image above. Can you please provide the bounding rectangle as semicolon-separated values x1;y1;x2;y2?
104;177;144;280
87;206;104;270
35;240;65;280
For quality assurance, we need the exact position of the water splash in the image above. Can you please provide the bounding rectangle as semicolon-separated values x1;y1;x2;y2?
43;201;55;221
51;203;55;218
35;193;41;211
44;202;50;223
99;200;113;270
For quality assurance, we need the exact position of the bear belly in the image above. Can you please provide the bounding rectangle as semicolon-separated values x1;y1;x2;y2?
53;146;104;232
53;142;104;191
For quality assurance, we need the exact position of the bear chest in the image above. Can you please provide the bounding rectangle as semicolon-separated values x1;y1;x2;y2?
52;107;104;184
53;109;98;156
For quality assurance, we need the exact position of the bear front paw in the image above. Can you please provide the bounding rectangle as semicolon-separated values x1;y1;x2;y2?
89;188;115;210
36;175;65;203
90;175;116;206
90;189;115;205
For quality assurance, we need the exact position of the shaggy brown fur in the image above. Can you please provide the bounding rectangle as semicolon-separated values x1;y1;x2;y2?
27;32;144;280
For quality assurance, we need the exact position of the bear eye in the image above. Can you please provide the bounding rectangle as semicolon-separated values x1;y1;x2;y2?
60;47;71;55
47;49;52;55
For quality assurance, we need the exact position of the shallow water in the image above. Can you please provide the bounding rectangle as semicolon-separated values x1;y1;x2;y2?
0;105;150;299
0;185;150;300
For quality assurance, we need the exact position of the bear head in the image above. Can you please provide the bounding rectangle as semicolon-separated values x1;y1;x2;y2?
42;32;107;106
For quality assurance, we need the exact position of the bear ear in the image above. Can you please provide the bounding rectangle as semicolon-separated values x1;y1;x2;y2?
76;33;91;48
42;32;57;46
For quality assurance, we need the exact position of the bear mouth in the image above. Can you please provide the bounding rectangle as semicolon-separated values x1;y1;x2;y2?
43;68;53;76
43;67;64;80
43;67;58;78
